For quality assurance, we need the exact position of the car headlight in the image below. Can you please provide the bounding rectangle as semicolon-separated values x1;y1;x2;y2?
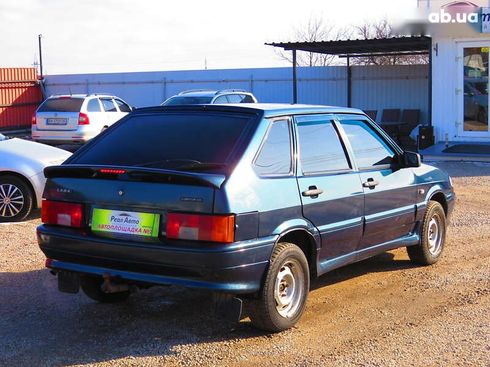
449;176;454;188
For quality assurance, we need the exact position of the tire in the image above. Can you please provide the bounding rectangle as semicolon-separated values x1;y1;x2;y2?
80;275;130;303
0;175;34;222
407;201;446;265
248;242;309;332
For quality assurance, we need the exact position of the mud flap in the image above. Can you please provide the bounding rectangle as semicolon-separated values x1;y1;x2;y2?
213;293;243;323
58;271;80;294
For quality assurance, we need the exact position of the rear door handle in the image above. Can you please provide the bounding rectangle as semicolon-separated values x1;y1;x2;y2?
362;178;379;188
302;186;324;198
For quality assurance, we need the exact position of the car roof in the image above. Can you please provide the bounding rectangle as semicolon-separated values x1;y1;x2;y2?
134;103;365;118
172;91;216;97
173;89;253;98
48;94;117;99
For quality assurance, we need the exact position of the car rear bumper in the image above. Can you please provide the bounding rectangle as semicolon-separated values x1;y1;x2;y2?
31;126;98;143
37;225;276;294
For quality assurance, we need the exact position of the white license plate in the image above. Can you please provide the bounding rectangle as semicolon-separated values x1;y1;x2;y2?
46;118;68;125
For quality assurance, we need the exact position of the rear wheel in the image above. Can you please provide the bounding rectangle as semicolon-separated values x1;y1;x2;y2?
407;201;446;265
0;175;34;222
248;242;309;332
80;275;130;303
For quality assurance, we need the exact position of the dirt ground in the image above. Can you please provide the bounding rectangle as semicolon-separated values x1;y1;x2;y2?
0;161;489;367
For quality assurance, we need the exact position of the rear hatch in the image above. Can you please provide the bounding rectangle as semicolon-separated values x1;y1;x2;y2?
44;166;223;242
41;107;260;243
35;97;84;131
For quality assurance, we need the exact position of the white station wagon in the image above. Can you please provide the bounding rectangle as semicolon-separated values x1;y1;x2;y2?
32;94;132;144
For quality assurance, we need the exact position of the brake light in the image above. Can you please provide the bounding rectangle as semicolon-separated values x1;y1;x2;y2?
41;200;84;228
99;168;126;175
78;112;90;125
166;213;235;243
31;113;36;125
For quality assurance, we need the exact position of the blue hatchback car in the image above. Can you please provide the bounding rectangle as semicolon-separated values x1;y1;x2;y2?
37;104;455;332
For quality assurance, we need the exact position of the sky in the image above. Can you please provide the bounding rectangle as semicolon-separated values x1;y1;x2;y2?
0;0;417;75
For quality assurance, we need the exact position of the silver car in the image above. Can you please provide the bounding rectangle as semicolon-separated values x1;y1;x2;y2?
0;133;71;221
32;94;132;144
161;89;257;105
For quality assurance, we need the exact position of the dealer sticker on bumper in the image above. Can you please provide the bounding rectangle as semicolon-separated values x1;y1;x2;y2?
91;208;160;238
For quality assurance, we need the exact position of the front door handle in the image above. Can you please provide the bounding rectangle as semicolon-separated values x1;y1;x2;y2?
302;186;324;198
362;178;379;188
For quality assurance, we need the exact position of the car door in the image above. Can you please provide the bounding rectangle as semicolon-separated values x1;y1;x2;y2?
294;115;364;269
336;115;417;251
114;98;132;120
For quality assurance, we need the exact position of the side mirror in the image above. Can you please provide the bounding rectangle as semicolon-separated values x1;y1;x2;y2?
403;151;421;168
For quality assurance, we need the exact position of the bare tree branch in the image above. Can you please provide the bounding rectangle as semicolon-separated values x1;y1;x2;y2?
351;19;429;65
275;17;349;67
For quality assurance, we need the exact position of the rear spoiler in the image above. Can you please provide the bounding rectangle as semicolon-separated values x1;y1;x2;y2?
44;164;226;189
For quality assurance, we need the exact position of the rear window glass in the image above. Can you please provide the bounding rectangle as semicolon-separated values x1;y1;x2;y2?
163;96;213;105
38;98;84;112
71;112;255;171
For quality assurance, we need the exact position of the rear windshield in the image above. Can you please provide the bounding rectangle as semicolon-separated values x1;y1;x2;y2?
162;96;213;106
71;112;256;171
38;98;84;112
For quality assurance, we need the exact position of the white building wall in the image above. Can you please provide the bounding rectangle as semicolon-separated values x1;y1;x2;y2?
431;37;458;142
432;34;490;142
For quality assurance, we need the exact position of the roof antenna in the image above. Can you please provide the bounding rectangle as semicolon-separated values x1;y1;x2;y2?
68;86;72;96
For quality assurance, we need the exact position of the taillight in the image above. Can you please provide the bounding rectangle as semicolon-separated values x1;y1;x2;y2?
78;112;90;125
166;213;235;243
31;113;36;125
41;200;84;228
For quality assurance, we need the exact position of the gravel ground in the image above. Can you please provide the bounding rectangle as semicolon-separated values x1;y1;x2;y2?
0;161;489;367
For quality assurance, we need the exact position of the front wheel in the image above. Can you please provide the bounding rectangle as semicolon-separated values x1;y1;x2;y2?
248;242;309;332
0;175;34;222
407;201;446;265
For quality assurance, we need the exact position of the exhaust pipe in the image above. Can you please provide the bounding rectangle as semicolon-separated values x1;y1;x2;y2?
102;274;130;293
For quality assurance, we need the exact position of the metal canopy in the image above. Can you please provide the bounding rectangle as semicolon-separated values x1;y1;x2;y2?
266;36;431;56
266;36;432;124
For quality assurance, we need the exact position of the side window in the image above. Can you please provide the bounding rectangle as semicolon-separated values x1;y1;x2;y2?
242;94;255;103
226;94;243;103
100;98;118;112
297;118;350;174
86;99;101;112
114;99;131;112
213;96;228;104
340;119;396;168
254;119;292;176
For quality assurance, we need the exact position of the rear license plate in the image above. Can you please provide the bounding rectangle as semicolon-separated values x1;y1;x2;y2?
91;208;160;238
46;118;68;125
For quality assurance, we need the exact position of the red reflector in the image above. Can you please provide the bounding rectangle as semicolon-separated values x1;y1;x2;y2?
41;200;83;228
78;112;90;125
31;113;36;125
166;213;235;243
45;258;53;268
99;168;126;175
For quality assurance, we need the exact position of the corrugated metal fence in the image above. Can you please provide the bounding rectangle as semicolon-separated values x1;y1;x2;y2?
43;64;429;122
0;68;43;130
